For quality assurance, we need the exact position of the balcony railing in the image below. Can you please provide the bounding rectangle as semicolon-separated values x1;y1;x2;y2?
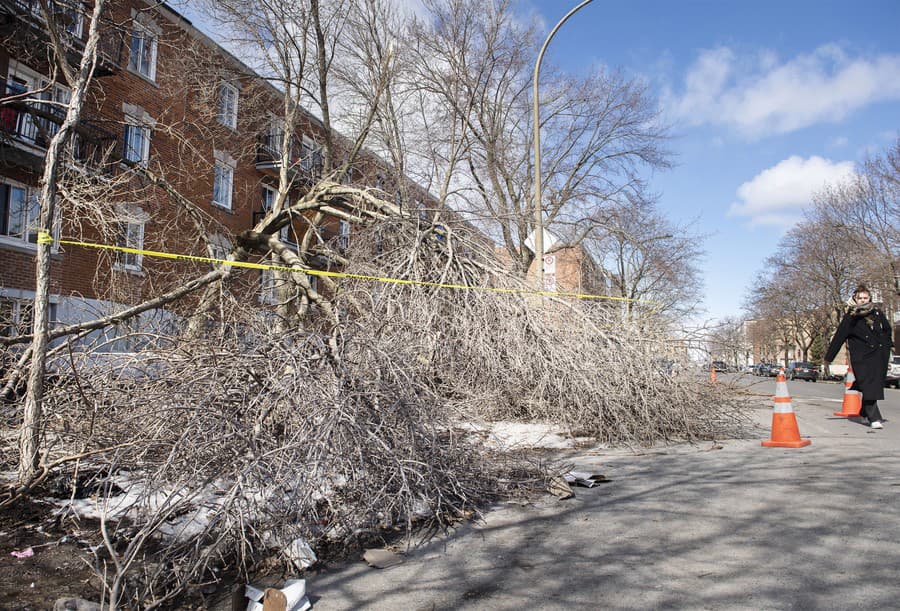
0;0;124;75
256;133;324;184
0;80;118;172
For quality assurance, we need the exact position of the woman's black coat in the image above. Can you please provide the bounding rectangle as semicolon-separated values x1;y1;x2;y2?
825;306;893;401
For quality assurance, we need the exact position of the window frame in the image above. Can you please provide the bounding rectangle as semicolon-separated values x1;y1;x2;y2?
128;20;158;81
0;295;57;338
217;82;239;130
122;122;151;166
114;217;145;272
212;160;234;210
338;219;350;250
0;179;58;251
262;185;292;243
259;267;279;305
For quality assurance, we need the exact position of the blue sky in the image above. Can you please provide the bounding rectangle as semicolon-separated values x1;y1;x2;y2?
521;0;900;323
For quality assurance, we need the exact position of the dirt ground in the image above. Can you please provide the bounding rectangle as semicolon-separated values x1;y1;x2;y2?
0;494;396;610
0;498;101;611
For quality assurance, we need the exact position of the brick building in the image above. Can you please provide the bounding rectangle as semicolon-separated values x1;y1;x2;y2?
0;0;441;345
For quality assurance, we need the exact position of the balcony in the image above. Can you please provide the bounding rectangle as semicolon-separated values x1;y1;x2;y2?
0;80;118;173
255;133;324;186
0;0;124;76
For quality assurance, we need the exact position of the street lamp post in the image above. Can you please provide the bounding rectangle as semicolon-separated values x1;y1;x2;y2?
532;0;594;290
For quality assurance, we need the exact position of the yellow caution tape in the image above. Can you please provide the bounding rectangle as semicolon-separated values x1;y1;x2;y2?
37;232;653;304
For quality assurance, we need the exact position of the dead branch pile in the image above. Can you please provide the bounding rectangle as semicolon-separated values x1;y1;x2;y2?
2;318;537;607
338;219;750;445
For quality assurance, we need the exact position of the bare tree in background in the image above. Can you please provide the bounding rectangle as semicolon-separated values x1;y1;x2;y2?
590;196;704;320
706;316;748;369
407;0;672;275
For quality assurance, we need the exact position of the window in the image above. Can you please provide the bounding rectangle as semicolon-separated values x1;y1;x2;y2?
115;219;144;271
0;181;40;245
217;82;238;129
128;21;158;81
122;123;150;165
213;161;234;210
262;185;291;243
299;136;320;173
262;117;284;157
259;267;279;305
0;296;55;337
55;0;83;38
338;220;350;250
208;235;231;269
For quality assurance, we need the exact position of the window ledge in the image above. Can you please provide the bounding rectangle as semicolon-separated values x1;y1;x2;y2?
0;238;60;256
126;67;160;88
113;265;146;277
211;202;234;214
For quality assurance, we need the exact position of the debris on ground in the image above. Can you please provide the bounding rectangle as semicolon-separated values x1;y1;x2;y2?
563;471;610;487
362;548;405;569
547;475;575;500
244;579;310;611
52;598;101;611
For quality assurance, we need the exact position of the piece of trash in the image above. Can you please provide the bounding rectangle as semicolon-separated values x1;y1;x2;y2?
547;475;574;499
563;471;610;488
11;547;34;559
245;579;310;611
52;597;101;611
282;537;317;570
363;548;404;569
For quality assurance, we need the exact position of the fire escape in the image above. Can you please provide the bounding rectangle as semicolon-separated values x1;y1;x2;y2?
0;0;123;173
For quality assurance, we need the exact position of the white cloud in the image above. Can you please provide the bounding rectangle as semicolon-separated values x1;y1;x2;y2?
728;155;855;227
666;45;900;138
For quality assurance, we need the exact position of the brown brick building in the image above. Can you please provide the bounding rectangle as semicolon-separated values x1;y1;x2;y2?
0;0;440;344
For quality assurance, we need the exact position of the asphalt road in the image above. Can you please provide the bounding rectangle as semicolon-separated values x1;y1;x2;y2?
304;375;900;610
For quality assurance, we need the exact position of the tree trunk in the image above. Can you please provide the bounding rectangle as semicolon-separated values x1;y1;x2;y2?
19;229;53;481
18;0;106;482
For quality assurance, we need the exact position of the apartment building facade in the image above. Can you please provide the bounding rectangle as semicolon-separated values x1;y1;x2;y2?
0;0;441;345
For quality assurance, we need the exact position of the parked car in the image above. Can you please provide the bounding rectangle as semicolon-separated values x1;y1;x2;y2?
709;360;728;373
822;362;848;381
787;361;819;382
886;355;900;389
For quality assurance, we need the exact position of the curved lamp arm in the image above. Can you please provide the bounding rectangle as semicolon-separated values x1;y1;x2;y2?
532;0;595;289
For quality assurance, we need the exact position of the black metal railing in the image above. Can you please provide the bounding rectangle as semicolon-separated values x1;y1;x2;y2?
1;79;118;172
256;133;324;182
0;0;124;75
0;79;65;146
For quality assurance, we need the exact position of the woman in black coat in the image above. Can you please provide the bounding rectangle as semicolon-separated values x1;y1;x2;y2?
825;285;894;429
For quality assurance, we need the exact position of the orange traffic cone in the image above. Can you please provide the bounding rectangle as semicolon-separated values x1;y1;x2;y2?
833;366;862;417
762;369;811;448
710;367;717;385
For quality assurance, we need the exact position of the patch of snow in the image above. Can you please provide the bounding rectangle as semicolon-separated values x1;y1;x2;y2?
458;421;591;450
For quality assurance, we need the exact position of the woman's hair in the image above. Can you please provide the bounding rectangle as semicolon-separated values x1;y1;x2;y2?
853;284;870;299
